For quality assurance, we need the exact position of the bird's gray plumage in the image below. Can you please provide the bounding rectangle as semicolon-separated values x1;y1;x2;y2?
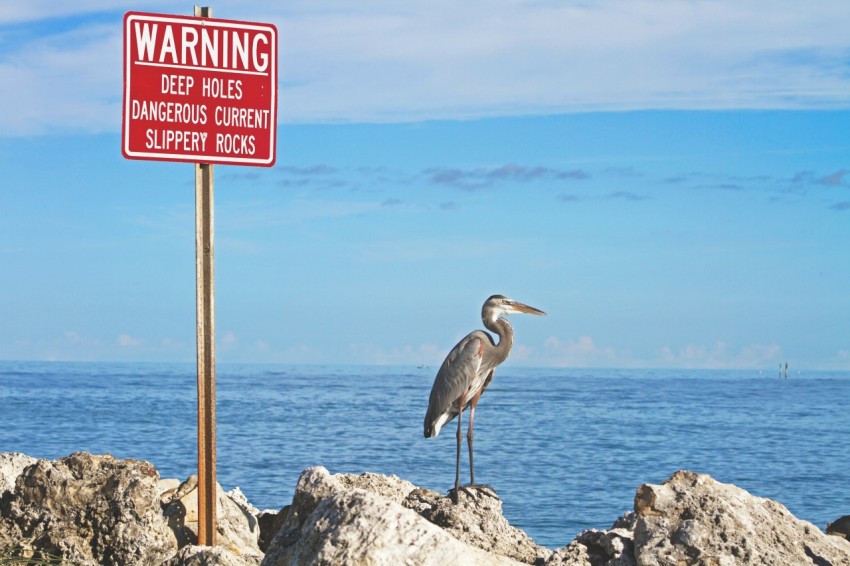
424;329;494;438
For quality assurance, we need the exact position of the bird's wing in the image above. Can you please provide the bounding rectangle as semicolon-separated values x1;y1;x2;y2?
424;331;485;437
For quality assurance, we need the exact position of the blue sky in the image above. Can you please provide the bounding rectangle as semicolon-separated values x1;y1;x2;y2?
1;1;848;369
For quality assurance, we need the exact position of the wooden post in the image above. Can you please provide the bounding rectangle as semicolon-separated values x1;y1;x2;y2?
194;4;216;545
195;159;216;547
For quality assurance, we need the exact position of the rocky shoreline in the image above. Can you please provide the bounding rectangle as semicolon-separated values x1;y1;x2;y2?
1;451;848;565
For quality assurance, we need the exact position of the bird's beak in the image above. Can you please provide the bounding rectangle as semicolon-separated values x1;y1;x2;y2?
511;301;547;316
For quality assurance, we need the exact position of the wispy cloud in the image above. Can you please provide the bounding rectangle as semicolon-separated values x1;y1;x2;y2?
785;169;850;191
352;236;525;262
117;334;141;348
276;164;348;190
696;183;745;192
0;20;120;135
557;190;650;203
660;341;782;369
659;169;850;210
543;335;618;368
3;1;849;134
347;342;443;365
424;164;589;190
607;191;650;201
279;165;340;176
280;1;850;122
818;169;850;187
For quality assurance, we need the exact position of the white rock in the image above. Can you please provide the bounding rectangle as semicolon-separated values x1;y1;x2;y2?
0;452;36;496
162;475;263;559
633;470;850;565
263;487;524;566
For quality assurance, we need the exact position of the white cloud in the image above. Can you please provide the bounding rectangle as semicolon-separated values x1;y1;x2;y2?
659;341;782;369
64;330;100;347
820;349;850;371
280;1;850;121
117;333;141;347
348;342;443;366
0;22;121;135
221;331;238;347
2;1;850;135
542;335;618;367
0;1;157;24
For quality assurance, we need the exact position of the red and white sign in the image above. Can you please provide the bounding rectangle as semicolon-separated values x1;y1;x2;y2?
122;12;277;166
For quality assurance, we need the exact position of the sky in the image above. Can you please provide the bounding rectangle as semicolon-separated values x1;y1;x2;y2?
0;1;848;370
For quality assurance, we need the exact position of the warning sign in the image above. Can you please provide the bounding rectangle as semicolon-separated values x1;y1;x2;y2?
122;12;278;166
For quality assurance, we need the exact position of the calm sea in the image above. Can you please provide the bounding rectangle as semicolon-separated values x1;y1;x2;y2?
0;361;848;549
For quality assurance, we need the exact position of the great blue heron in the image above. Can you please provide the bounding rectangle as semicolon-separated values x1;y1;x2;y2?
424;294;546;501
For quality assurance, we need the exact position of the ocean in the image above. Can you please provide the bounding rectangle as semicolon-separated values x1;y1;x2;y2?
0;361;848;550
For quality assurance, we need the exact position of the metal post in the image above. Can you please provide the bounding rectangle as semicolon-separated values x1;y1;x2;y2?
195;159;216;547
194;6;216;544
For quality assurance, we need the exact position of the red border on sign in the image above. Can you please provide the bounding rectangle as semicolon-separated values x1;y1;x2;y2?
122;12;278;166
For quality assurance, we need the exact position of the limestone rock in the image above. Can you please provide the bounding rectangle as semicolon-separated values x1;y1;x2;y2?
263;486;524;566
159;478;182;501
263;466;342;553
162;475;262;560
544;513;635;566
341;471;550;563
404;486;551;564
544;541;592;566
0;452;36;497
4;452;849;566
569;514;636;566
262;467;536;565
336;470;419;503
633;470;850;566
164;544;262;566
0;452;178;565
257;507;288;553
227;487;260;516
827;515;850;539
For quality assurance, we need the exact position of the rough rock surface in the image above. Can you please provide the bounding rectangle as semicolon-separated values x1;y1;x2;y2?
261;467;524;566
0;452;37;497
162;545;262;566
257;508;288;553
404;485;551;564
0;452;178;565
2;452;849;566
546;513;637;566
161;475;263;560
260;466;549;564
632;470;850;566
827;515;850;540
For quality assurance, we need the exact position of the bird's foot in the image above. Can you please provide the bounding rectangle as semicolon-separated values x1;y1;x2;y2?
448;483;498;503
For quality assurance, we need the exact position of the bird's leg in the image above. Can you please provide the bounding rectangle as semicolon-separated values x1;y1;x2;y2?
467;391;481;485
452;396;463;503
457;390;498;500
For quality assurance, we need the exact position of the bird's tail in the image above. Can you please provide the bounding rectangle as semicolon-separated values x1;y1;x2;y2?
424;410;448;438
424;415;436;438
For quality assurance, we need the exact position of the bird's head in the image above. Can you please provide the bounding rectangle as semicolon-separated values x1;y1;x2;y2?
482;294;547;324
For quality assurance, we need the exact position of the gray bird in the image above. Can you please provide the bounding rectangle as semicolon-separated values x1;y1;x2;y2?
424;294;546;501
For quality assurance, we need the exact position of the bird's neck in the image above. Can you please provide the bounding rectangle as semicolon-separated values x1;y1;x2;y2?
484;316;514;364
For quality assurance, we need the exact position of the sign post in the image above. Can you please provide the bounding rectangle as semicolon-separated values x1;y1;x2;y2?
193;6;217;548
195;156;216;545
122;6;277;547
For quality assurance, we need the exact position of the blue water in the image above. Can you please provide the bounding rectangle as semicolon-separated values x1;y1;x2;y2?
0;361;848;550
